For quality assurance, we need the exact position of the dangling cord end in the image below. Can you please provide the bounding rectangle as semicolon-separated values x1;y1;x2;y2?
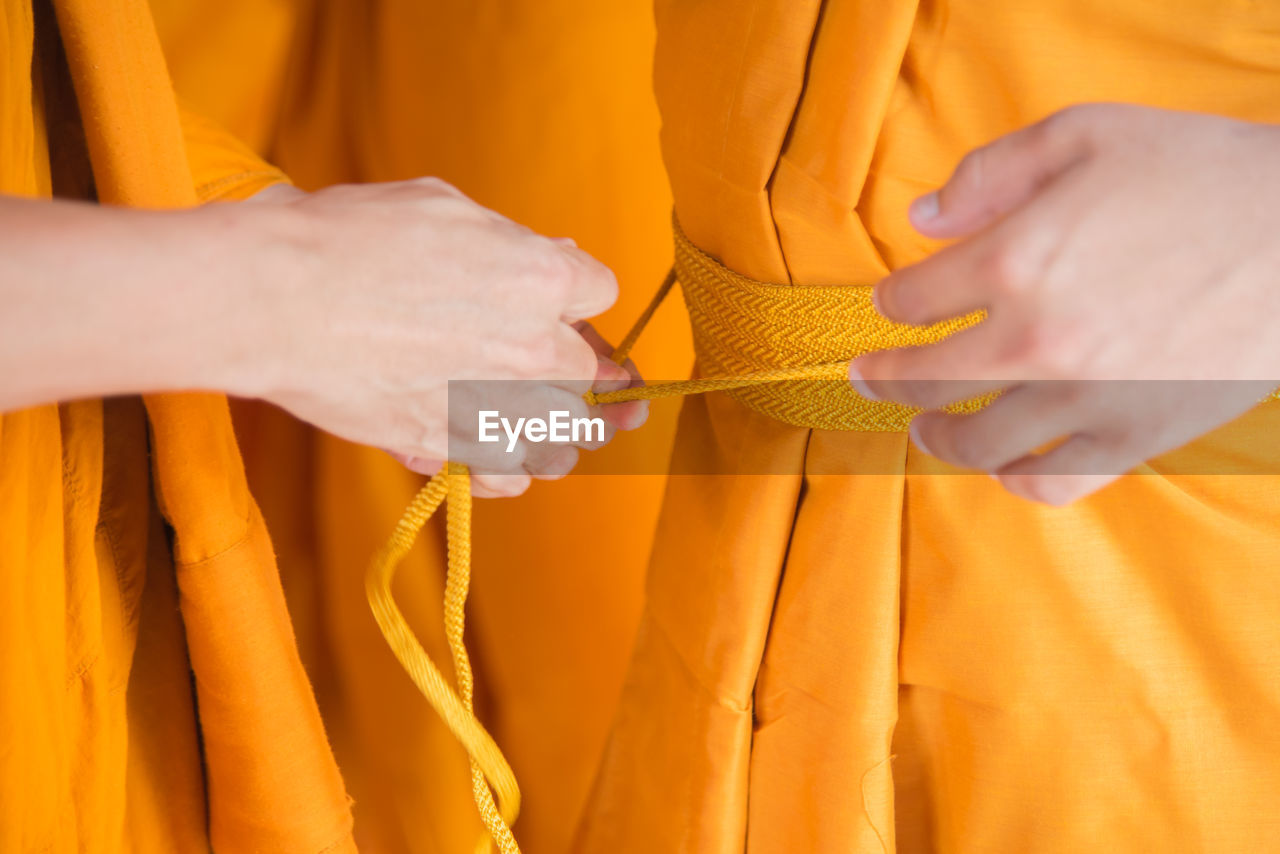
367;462;522;853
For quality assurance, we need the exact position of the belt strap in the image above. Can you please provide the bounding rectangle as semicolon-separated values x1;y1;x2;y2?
588;215;984;430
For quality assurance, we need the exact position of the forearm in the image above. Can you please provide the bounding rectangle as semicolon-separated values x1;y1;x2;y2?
0;195;287;412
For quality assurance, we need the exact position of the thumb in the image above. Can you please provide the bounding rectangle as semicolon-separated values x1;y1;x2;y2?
910;107;1095;239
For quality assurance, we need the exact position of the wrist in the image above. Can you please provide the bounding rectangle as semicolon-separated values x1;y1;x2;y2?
188;198;317;401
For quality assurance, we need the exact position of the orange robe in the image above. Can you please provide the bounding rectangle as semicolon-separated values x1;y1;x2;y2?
150;1;689;851
578;2;1280;851
1;1;355;850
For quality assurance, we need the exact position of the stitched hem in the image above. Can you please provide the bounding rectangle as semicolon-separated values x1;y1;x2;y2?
172;508;257;570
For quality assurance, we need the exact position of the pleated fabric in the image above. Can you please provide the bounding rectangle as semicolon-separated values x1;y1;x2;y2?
150;1;689;850
578;2;1280;851
0;1;356;850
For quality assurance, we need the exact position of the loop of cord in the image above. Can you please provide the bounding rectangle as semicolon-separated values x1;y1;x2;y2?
364;259;862;853
364;260;818;854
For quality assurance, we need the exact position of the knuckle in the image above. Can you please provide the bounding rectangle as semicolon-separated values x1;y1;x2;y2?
1051;379;1089;409
570;342;601;382
597;266;620;307
946;422;999;471
505;336;556;379
513;330;566;378
530;243;618;317
1046;103;1117;146
444;194;488;222
983;242;1041;297
877;280;916;323
953;148;988;192
578;262;619;313
1000;320;1076;379
1048;104;1094;133
529;246;579;303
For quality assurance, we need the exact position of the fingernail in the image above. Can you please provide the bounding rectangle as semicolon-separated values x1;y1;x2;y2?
909;420;933;457
597;358;629;383
910;192;940;225
871;285;886;317
404;457;434;475
552;236;578;248
848;362;879;402
613;400;649;431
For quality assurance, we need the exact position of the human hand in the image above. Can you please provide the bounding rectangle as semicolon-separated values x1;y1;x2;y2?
390;320;649;498
848;105;1280;504
236;178;630;494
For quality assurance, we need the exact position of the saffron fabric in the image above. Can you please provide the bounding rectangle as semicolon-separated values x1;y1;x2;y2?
578;2;1280;851
149;1;690;850
0;1;355;850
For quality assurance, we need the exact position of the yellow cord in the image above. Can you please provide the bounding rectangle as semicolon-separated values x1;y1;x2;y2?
366;462;520;854
364;255;872;852
364;255;841;853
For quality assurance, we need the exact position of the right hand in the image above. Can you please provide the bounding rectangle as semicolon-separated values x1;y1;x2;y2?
236;178;623;492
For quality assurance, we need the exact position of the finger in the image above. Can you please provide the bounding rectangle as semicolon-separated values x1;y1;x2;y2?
588;354;650;430
571;321;631;371
389;452;444;477
591;355;634;392
910;106;1096;239
573;320;647;384
535;385;617;452
871;236;992;326
558;246;619;322
576;322;646;383
598;398;649;431
545;324;605;392
572;320;611;355
526;445;580;481
908;382;1082;472
848;325;1011;409
470;471;533;499
571;320;649;426
994;433;1124;506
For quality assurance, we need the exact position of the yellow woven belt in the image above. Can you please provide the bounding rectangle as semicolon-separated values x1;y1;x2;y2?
364;216;983;853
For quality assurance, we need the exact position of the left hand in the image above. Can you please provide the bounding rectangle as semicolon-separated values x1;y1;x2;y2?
848;104;1280;505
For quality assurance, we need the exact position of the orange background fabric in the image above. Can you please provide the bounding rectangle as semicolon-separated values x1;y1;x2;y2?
578;1;1280;852
1;0;353;851
13;0;1280;851
150;1;690;851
